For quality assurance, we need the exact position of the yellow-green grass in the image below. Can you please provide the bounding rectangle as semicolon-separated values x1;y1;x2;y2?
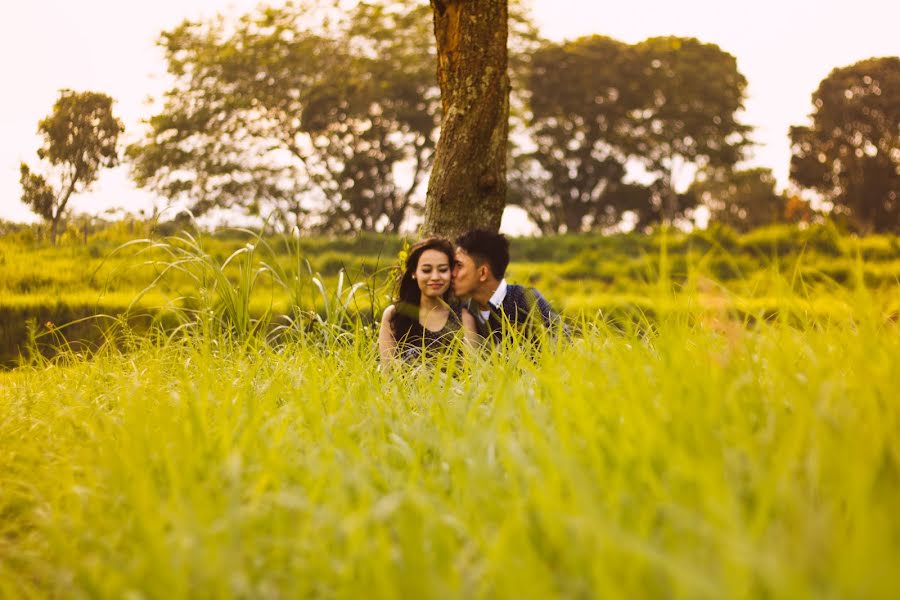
2;227;900;597
3;228;899;370
3;227;898;303
1;304;898;598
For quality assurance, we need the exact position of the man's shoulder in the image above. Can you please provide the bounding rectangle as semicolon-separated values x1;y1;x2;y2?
503;284;546;304
503;283;527;297
500;285;554;322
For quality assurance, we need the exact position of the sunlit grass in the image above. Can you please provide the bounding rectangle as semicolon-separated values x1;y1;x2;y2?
2;298;899;598
1;227;899;597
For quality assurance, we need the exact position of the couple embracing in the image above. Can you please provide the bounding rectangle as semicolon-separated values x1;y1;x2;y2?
378;229;563;365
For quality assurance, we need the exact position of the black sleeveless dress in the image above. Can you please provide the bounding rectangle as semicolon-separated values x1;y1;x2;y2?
396;308;463;363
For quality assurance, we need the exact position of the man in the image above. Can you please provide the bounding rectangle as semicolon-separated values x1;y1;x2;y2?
452;229;566;342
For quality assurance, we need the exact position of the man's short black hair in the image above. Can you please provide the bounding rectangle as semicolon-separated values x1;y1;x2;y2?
456;229;510;279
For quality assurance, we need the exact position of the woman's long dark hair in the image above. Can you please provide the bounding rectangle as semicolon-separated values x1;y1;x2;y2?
391;237;457;341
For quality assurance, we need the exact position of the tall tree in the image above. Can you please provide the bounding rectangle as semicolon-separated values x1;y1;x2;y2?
20;90;123;244
423;0;510;238
328;0;441;232
510;34;751;232
632;37;752;223
789;57;900;233
128;0;438;234
511;35;650;233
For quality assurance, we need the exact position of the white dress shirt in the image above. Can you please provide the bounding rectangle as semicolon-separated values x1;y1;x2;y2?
479;278;508;322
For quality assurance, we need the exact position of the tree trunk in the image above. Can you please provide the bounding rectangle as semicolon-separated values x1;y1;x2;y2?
423;0;510;239
564;199;586;234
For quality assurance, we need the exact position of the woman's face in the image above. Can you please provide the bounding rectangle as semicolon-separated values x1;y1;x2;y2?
415;248;452;298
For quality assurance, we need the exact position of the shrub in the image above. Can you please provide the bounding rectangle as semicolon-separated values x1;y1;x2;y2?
557;257;619;283
802;223;843;256
739;224;799;257
707;256;746;281
688;223;741;254
851;235;899;261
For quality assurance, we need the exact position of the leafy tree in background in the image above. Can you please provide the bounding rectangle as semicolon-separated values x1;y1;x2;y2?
329;1;440;232
687;167;789;232
128;8;329;231
128;0;438;234
632;37;752;224
128;3;756;237
511;35;751;233
790;56;900;233
20;90;123;244
511;35;650;233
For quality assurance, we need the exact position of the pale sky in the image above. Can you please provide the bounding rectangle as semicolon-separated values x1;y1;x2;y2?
1;0;898;225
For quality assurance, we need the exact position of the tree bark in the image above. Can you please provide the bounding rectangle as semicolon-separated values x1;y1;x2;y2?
423;0;510;239
50;175;78;246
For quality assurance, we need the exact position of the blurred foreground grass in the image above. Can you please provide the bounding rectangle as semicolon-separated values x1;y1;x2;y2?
1;304;898;598
1;224;899;597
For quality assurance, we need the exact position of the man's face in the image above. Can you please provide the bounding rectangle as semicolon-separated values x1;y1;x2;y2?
452;248;481;298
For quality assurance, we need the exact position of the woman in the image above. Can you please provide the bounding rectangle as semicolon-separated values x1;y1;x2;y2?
378;237;478;364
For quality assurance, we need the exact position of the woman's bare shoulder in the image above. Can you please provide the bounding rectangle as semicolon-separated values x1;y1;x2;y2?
381;303;397;322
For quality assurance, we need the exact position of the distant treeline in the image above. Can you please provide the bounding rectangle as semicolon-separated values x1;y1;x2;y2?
15;0;899;241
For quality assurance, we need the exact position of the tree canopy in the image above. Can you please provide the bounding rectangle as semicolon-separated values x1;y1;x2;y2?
121;2;827;236
510;36;646;233
631;37;752;224
510;34;752;233
128;0;438;234
790;56;900;233
20;90;123;244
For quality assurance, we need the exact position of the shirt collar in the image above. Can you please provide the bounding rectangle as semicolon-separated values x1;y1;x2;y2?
488;279;508;310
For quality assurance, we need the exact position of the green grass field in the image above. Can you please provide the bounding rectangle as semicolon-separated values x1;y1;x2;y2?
2;223;898;366
1;225;899;597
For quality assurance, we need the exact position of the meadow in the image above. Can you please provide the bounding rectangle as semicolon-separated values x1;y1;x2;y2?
1;223;899;598
2;222;898;366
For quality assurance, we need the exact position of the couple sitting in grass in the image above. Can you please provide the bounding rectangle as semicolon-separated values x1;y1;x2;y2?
378;229;564;364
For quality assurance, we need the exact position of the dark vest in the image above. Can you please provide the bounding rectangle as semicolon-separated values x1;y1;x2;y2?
472;284;562;342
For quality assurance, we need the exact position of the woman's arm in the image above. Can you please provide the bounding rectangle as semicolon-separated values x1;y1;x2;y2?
460;308;480;348
377;304;398;363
